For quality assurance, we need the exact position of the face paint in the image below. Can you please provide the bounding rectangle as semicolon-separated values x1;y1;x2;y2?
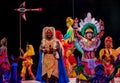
86;32;94;39
45;29;53;39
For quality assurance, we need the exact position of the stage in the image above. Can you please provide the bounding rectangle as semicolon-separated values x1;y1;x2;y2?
22;78;76;83
22;78;120;83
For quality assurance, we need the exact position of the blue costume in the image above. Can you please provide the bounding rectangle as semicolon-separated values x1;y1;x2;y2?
36;51;69;83
36;26;69;83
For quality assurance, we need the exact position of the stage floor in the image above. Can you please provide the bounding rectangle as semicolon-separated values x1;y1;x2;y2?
22;78;76;83
22;77;120;83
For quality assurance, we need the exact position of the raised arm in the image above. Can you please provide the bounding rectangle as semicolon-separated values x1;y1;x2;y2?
97;19;104;38
74;28;82;41
19;48;24;55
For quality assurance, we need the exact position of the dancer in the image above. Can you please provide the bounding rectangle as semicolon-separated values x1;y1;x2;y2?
99;36;116;83
20;44;35;80
74;12;104;77
0;37;11;83
36;26;69;83
56;30;77;78
63;17;74;43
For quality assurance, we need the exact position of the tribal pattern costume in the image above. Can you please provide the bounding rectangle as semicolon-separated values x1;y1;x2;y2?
74;12;104;78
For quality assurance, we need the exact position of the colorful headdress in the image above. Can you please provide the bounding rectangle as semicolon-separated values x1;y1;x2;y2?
104;36;113;48
78;12;104;36
66;17;74;26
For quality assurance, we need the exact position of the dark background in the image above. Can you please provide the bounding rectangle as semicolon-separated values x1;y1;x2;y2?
0;0;120;75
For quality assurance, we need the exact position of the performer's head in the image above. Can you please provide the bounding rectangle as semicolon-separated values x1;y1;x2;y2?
42;26;55;40
0;37;7;46
81;23;97;40
95;64;105;77
26;44;35;55
55;30;63;40
85;27;94;40
66;17;74;28
104;36;113;48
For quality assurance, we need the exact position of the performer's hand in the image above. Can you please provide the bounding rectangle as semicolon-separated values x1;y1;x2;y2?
19;55;23;59
53;48;57;52
19;48;24;55
42;49;47;53
19;48;22;51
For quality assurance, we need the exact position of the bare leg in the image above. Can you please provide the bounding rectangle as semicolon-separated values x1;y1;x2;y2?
21;63;26;80
28;65;35;80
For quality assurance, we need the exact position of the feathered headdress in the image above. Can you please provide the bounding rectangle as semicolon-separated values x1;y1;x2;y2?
78;12;104;36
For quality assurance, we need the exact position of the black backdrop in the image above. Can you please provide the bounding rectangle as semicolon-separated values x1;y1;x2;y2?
0;0;120;75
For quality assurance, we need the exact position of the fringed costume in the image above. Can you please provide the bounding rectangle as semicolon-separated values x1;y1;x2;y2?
20;44;35;80
36;26;69;83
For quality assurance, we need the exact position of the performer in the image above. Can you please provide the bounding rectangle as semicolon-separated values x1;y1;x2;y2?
63;17;74;43
0;37;11;83
19;44;35;80
74;12;104;77
99;36;116;83
63;17;77;77
56;30;77;78
36;26;69;83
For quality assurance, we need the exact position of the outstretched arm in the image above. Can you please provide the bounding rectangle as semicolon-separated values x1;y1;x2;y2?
97;19;104;38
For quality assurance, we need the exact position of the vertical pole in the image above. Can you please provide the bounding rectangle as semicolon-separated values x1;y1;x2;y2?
19;14;22;57
72;0;74;19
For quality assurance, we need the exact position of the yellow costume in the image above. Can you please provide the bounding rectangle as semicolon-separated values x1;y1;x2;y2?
40;27;63;82
21;44;35;80
99;36;116;83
